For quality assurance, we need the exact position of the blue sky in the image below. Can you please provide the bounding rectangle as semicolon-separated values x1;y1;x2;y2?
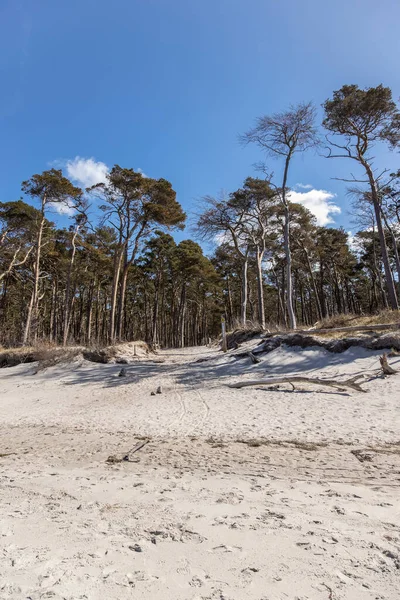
1;0;399;240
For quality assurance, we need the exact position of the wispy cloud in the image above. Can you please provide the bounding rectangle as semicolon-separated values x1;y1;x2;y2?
295;183;313;190
288;188;341;226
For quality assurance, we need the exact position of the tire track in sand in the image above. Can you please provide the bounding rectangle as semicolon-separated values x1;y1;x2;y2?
193;388;210;432
167;379;187;435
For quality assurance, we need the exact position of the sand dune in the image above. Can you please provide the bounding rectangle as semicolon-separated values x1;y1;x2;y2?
0;344;399;599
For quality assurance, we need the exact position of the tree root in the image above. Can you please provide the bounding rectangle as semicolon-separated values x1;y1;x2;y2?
380;353;397;375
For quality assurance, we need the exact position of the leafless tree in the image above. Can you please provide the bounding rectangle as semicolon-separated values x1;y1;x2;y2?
241;102;319;329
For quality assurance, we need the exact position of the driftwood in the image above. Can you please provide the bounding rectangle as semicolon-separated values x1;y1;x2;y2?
388;348;400;357
234;351;262;363
264;322;400;338
380;353;397;375
107;439;150;464
228;375;366;393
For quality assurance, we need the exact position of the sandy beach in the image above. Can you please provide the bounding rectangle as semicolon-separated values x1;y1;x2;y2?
1;344;399;599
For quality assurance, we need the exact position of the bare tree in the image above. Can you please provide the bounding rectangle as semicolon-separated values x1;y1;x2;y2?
242;102;319;329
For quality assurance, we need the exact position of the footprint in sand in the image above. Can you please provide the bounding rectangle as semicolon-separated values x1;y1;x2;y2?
189;575;204;587
176;557;190;575
211;544;242;553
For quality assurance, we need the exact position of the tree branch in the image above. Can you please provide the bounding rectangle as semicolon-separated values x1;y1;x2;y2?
228;375;367;392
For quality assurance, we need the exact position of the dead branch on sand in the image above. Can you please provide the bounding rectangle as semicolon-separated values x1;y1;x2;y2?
107;439;149;464
233;350;262;363
228;375;367;393
322;583;334;600
380;353;397;375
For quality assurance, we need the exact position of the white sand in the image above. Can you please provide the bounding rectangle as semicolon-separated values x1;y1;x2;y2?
0;344;399;599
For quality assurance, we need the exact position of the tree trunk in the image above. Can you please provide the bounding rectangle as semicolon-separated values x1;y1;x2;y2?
333;264;342;314
226;275;234;330
256;247;266;329
380;208;400;296
240;257;248;327
116;224;147;341
362;161;398;309
178;284;186;347
281;154;296;329
303;247;322;320
86;285;94;344
23;202;46;345
117;260;129;341
152;274;161;345
49;281;56;343
391;234;400;294
63;227;79;346
109;248;124;342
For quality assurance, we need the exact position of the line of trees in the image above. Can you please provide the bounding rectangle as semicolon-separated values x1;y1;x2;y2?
0;84;399;348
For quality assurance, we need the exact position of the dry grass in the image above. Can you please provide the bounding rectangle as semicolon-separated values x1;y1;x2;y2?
33;348;84;372
83;341;150;364
0;344;56;368
315;310;400;329
0;345;86;371
226;326;264;349
0;340;151;369
226;311;400;346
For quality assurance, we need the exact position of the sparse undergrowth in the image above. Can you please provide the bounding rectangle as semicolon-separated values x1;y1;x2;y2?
311;310;400;339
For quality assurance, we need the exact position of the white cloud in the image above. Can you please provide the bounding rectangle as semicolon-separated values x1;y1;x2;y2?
65;156;109;188
347;230;358;252
295;183;313;190
214;231;230;245
60;157;148;187
288;188;341;226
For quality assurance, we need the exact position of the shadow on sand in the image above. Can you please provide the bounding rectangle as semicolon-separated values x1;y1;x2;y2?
3;344;394;394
